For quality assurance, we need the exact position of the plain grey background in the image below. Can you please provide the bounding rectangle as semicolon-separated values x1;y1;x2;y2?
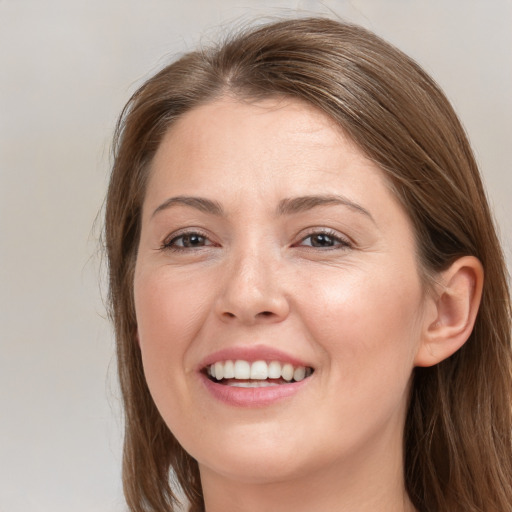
1;1;510;510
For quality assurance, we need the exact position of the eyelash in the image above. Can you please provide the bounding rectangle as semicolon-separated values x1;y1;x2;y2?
294;228;351;250
161;228;351;253
161;229;215;252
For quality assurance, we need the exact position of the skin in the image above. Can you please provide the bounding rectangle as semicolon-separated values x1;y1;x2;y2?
133;96;461;512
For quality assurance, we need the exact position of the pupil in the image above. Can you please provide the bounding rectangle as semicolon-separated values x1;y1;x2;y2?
184;234;204;247
311;234;333;247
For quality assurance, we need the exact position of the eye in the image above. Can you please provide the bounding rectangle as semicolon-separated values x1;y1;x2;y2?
298;230;351;249
163;231;214;251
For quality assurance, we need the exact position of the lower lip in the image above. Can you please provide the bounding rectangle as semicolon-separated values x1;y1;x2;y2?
200;373;310;407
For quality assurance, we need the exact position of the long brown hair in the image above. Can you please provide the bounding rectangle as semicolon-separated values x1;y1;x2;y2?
104;17;512;512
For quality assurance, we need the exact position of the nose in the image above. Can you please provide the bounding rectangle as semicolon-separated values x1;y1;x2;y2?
214;248;290;325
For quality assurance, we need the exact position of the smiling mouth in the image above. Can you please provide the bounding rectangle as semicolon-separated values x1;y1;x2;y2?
205;359;314;387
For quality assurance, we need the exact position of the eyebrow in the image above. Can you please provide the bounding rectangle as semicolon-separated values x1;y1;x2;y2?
277;195;375;223
152;196;224;218
151;194;374;223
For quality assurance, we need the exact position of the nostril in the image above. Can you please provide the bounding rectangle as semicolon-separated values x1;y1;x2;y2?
219;306;288;324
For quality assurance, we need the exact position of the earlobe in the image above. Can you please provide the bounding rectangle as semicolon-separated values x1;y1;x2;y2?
414;256;484;367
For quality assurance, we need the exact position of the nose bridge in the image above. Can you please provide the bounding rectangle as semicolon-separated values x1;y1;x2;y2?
216;237;289;323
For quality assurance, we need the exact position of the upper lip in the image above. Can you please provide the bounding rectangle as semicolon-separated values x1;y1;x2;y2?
197;345;312;372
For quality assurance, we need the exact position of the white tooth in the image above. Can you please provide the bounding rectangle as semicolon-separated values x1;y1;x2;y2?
229;381;252;388
281;363;294;381
228;380;278;388
250;360;268;380
223;360;235;379
214;361;224;380
293;366;306;382
268;361;282;379
210;364;216;379
234;360;251;379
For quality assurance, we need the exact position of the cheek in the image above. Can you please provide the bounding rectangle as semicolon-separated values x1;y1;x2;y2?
135;268;209;347
133;267;213;405
302;265;423;394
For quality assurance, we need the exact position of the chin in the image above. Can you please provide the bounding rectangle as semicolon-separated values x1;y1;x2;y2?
188;423;329;485
198;449;311;485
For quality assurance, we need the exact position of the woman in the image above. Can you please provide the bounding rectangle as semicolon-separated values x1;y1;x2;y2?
104;17;512;512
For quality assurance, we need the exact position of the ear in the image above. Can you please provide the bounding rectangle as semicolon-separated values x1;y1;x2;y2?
414;256;484;367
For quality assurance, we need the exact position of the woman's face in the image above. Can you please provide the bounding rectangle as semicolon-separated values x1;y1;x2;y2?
134;97;433;484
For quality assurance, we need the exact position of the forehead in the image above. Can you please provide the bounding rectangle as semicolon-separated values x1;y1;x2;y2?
148;97;392;199
143;97;417;241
